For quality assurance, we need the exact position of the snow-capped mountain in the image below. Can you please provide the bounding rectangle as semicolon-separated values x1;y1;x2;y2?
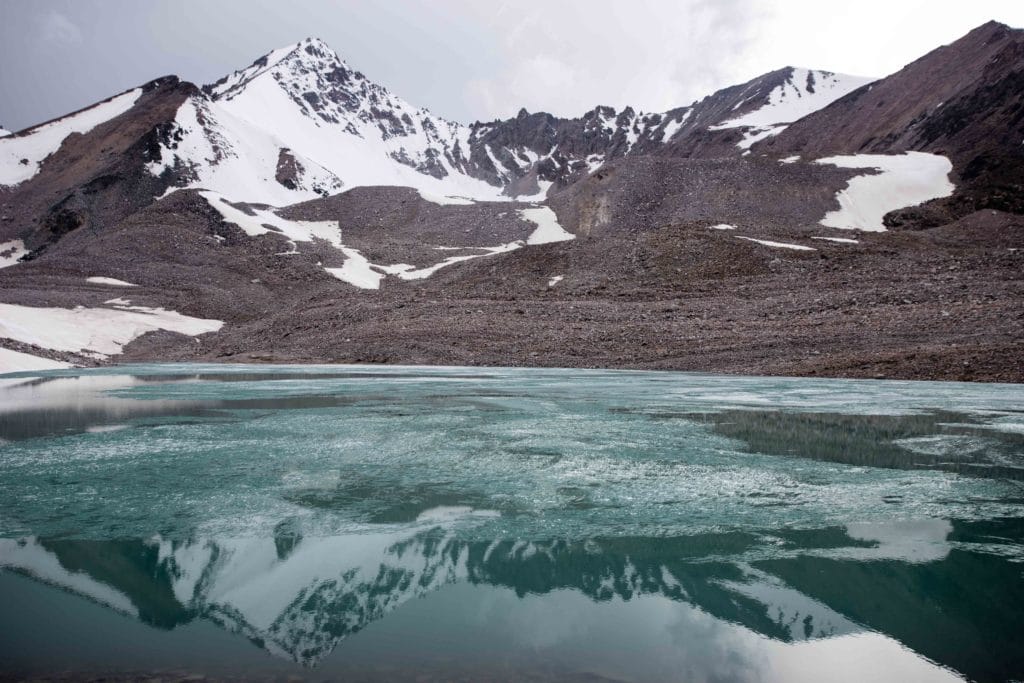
0;22;1020;380
147;37;702;203
708;68;873;150
0;128;10;138
143;38;874;204
152;38;510;204
0;36;874;206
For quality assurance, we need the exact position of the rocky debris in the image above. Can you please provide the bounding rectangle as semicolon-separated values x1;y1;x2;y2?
1;189;1004;383
547;155;857;238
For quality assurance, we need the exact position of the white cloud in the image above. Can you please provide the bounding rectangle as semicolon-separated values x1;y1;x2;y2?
457;0;772;119
456;0;1024;121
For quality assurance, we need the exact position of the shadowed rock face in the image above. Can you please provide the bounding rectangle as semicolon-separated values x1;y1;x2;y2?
0;76;194;252
763;22;1024;162
462;66;851;189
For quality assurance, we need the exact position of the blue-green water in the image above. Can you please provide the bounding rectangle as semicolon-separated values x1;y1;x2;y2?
0;364;1022;681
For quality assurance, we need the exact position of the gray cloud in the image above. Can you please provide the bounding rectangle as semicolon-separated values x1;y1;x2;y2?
38;9;83;46
1;0;1022;131
459;0;769;119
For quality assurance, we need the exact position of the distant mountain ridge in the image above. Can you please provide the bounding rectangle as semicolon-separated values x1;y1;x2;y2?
0;36;873;205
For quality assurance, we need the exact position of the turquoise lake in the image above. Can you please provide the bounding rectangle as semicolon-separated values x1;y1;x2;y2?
0;364;1022;681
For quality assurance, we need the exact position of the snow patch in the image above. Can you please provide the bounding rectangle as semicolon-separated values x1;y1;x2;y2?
416;190;475;206
201;191;533;289
780;155;801;164
0;347;72;375
324;248;385;290
548;275;564;287
0;302;223;358
519;207;575;245
735;236;816;251
816;152;954;232
737;124;788;150
711;69;873;131
86;277;137;287
202;191;386;289
811;236;859;244
709;223;736;231
484;144;508;179
201;191;343;247
0;240;29;268
392;242;523;280
0;89;142;186
660;109;692;142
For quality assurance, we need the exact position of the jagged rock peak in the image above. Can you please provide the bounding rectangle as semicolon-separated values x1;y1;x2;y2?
203;36;354;101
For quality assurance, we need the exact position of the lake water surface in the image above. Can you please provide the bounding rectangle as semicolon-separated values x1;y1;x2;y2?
1;364;1022;681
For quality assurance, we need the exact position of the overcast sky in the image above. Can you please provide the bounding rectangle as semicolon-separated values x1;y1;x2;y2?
2;0;1023;131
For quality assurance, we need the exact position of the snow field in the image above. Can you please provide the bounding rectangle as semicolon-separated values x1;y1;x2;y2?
816;152;954;231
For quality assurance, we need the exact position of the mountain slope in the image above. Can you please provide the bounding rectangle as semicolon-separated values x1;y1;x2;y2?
760;21;1024;220
448;67;872;193
0;77;195;255
654;67;873;158
0;22;1020;382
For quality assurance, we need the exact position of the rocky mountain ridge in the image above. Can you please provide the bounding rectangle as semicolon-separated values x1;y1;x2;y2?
0;37;873;207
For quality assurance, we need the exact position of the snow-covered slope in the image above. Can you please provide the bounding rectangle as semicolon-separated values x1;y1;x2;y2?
152;38;507;204
0;301;222;358
0;128;10;138
816;152;955;231
0;89;142;187
710;68;874;150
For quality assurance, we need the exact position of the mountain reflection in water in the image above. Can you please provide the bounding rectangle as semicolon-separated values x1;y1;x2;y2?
2;518;1023;682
